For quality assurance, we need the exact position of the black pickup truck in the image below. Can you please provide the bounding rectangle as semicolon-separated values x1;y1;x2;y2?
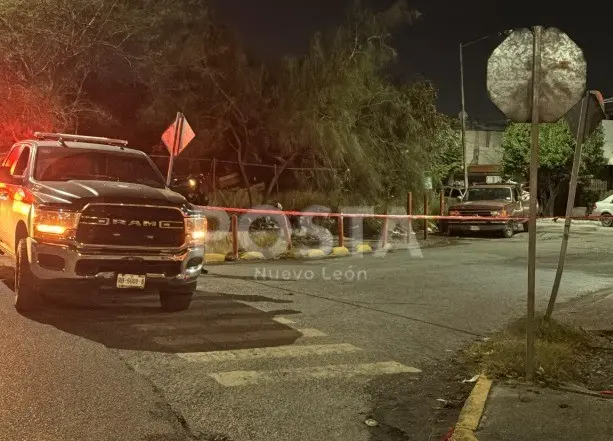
0;133;206;312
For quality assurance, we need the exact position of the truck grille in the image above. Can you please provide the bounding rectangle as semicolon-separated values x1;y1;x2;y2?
457;210;492;217
76;204;185;247
75;260;182;277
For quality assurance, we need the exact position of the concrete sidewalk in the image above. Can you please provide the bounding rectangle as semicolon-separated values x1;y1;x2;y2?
477;383;613;441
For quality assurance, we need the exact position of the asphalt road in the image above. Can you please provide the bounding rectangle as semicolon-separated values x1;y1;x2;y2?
1;221;612;441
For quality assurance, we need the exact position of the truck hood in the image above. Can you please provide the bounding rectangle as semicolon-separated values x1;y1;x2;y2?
30;180;187;208
449;200;510;210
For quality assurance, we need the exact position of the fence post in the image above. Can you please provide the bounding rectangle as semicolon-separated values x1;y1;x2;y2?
424;193;428;240
212;158;217;196
382;217;389;247
283;215;293;250
407;192;413;217
338;215;345;248
231;214;239;260
439;190;444;216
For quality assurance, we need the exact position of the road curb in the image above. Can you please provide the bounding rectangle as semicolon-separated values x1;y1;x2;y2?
354;243;373;253
451;375;492;441
305;249;326;259
331;246;350;256
204;253;227;264
240;251;265;260
203;237;458;265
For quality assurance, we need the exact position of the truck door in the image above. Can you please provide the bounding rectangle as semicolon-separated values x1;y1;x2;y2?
0;145;31;254
0;146;21;251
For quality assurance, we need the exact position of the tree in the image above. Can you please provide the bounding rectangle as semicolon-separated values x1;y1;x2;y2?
501;120;605;216
265;0;456;204
0;66;58;145
137;2;276;204
0;0;144;128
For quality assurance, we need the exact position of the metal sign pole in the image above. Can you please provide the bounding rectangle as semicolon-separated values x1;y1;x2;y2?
166;112;183;186
546;92;589;320
460;44;469;192
526;25;543;383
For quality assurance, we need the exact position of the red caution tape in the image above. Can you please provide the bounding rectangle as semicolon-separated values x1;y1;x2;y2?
198;205;600;223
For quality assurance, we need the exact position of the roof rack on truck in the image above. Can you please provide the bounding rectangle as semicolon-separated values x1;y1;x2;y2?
33;132;128;147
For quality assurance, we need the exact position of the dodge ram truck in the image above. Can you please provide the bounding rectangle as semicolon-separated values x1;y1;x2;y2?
0;132;206;312
446;183;531;238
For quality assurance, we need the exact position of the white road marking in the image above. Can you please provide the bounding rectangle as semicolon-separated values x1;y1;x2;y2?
177;343;361;363
296;328;327;337
152;328;325;346
209;361;422;387
272;317;295;325
133;316;294;332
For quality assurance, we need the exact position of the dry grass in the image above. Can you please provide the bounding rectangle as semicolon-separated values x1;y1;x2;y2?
206;231;285;255
462;314;592;384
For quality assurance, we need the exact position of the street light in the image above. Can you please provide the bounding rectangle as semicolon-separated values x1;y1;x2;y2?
459;30;512;192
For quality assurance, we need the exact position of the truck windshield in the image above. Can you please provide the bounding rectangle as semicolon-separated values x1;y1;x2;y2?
465;187;512;202
33;147;166;188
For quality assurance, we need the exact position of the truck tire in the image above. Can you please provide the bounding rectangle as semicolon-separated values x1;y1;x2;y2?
14;239;42;312
502;222;515;238
159;291;193;312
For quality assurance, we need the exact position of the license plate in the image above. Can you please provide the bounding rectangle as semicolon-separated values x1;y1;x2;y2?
117;274;146;289
470;226;480;231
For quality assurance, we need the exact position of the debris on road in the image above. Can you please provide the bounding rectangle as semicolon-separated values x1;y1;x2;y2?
364;418;379;427
461;374;480;384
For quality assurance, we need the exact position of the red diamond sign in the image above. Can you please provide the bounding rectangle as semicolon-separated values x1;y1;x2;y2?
162;113;195;156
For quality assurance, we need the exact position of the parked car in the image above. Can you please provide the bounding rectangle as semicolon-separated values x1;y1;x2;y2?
590;193;613;227
446;183;532;238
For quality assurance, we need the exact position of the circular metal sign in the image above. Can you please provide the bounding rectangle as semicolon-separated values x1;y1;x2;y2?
487;27;586;123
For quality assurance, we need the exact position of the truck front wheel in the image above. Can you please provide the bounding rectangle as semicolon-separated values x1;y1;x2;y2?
159;291;193;312
14;239;42;312
501;222;515;238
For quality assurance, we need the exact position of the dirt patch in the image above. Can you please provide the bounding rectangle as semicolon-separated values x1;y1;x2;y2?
458;314;613;391
366;357;474;441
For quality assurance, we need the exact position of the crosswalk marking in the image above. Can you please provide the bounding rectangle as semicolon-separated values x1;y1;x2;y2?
296;328;327;337
272;317;295;325
152;327;325;347
177;343;361;363
133;316;295;332
209;361;422;387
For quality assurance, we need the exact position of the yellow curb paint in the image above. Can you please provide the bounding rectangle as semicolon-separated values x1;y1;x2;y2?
306;249;325;258
355;244;373;253
331;246;350;256
451;375;493;441
204;253;226;263
240;251;265;260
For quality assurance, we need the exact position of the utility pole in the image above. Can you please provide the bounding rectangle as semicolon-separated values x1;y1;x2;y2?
459;31;511;192
526;25;543;382
460;44;468;193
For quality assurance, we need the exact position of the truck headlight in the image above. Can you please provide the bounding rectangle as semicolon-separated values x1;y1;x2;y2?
32;208;80;240
450;210;460;216
185;216;207;246
491;210;507;217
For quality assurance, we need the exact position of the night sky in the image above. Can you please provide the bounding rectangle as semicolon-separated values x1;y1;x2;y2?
213;0;611;123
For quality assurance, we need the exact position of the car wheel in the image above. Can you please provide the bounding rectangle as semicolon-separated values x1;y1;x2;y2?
14;239;42;312
601;214;613;227
522;221;529;232
502;223;515;238
159;291;193;312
